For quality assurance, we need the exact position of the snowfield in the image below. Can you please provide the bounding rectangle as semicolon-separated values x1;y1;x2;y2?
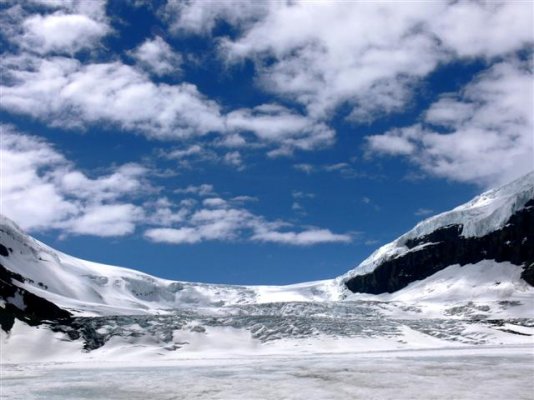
2;346;533;400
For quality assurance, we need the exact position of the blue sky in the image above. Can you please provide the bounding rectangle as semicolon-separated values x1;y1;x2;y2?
0;1;532;284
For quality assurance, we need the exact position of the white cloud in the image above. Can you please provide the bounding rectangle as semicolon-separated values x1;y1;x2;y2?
65;204;143;237
0;53;331;156
1;1;109;54
144;207;254;244
164;145;244;169
223;151;243;169
430;1;533;58
251;228;351;246
0;55;224;139
174;184;215;197
414;208;434;217
28;0;108;20
293;163;314;174
366;126;419;156
1;0;529;200
1;127;351;245
19;12;110;54
131;36;182;77
293;162;359;178
322;163;359;178
291;191;314;215
58;163;147;202
144;191;351;246
144;227;201;244
366;60;534;187
166;145;205;159
231;195;258;203
1;3;334;157
143;197;189;226
169;1;532;124
202;198;227;208
163;0;268;35
225;104;335;156
0;125;146;235
217;2;444;119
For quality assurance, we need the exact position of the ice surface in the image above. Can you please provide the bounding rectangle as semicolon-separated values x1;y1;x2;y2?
2;346;533;400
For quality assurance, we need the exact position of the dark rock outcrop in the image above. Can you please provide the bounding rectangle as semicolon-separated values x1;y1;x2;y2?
0;243;9;257
0;263;72;332
345;199;534;294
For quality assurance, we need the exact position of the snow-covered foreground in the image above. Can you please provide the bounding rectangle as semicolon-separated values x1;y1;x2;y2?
2;345;533;400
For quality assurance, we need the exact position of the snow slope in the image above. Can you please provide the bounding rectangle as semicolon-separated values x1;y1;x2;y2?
0;215;340;316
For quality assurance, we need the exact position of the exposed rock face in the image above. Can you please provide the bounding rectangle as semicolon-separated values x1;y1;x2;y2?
345;199;534;294
0;243;9;257
0;262;72;332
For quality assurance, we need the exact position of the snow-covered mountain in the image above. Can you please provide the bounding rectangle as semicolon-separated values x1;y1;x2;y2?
1;172;533;361
341;171;534;295
0;214;339;319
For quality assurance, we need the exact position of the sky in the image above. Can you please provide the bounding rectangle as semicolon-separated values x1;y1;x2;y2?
0;0;533;285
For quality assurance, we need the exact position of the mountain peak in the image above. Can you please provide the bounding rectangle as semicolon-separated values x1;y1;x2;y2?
342;171;534;294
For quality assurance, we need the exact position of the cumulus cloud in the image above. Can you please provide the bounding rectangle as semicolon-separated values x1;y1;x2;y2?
292;191;314;200
366;126;419;156
19;12;110;54
366;60;534;187
0;3;336;157
210;2;444;119
231;195;258;203
144;227;202;244
1;0;530;199
202;198;227;208
143;197;189;227
430;1;533;58
414;208;434;217
144;191;351;246
0;125;145;235
174;184;215;196
28;0;108;20
293;162;359;178
223;151;244;169
0;55;224;138
130;36;182;77
58;163;147;202
163;0;268;35
168;1;532;125
293;163;314;174
251;228;351;246
66;204;143;237
225;104;335;156
1;0;109;54
0;53;332;156
0;126;351;245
